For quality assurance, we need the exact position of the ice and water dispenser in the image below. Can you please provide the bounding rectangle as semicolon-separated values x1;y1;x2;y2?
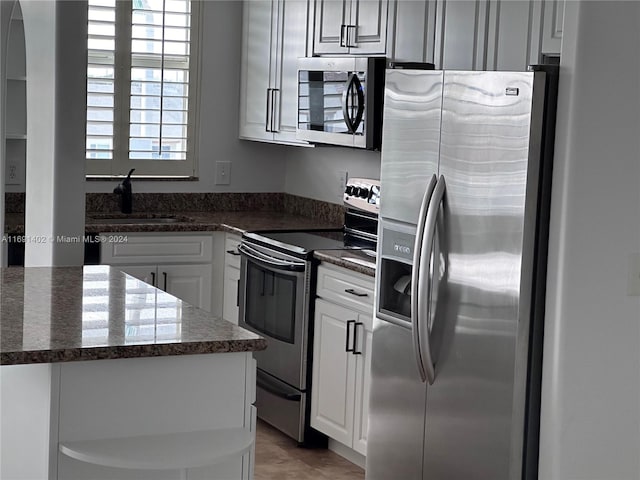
376;227;415;323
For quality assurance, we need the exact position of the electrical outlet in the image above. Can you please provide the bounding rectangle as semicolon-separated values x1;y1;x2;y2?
215;161;231;185
5;155;21;186
628;253;640;296
338;170;348;198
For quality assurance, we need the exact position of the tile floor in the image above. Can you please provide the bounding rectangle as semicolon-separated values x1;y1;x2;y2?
254;420;365;480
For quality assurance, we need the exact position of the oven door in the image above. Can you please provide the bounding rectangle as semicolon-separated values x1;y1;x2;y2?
238;242;309;390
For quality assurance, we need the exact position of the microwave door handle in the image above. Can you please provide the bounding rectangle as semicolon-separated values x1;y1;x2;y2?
411;174;438;383
342;74;356;133
350;73;365;132
418;175;446;385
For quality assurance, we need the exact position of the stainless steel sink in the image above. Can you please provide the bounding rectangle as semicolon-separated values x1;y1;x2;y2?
87;214;193;224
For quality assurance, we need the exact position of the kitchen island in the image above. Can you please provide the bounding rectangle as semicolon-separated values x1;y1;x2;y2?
0;266;266;480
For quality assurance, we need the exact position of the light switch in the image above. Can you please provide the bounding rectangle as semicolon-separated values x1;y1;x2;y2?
215;161;231;185
628;253;640;296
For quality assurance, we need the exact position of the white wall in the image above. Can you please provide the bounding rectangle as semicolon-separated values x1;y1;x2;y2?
539;2;640;479
284;146;381;204
86;0;287;194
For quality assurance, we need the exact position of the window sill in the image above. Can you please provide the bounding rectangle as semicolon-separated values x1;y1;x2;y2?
86;176;199;182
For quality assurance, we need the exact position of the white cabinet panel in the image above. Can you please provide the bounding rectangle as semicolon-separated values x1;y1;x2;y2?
485;0;544;71
541;0;563;55
239;0;277;142
350;0;388;54
102;234;213;265
311;0;388;55
239;0;309;145
312;265;374;455
312;0;350;54
101;233;215;312
114;265;158;286
390;0;438;64
222;234;242;325
435;0;488;70
311;299;355;446
352;314;372;456
223;266;240;325
161;264;213;312
316;263;374;313
273;0;309;142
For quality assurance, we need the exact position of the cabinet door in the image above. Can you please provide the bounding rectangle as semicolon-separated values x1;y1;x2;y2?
223;266;240;325
352;312;372;456
434;0;489;70
485;0;544;71
239;0;277;141
310;299;356;447
541;0;563;55
391;0;438;63
348;0;388;54
160;264;213;312
312;0;350;55
114;265;158;287
273;0;309;144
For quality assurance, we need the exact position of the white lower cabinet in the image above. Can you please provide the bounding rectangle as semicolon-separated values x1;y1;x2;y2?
311;264;374;456
101;233;214;312
222;234;242;325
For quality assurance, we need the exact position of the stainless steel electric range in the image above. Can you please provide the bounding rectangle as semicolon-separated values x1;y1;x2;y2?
238;178;379;446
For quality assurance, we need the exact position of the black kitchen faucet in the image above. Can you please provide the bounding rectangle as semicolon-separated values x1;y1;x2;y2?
113;168;135;214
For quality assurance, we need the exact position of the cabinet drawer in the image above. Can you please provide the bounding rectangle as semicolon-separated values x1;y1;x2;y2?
224;235;242;270
101;233;213;265
316;264;374;314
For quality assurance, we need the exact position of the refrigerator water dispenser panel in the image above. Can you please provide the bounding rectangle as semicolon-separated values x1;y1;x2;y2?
377;227;416;323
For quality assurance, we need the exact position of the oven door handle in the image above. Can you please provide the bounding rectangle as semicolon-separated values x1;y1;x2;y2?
238;243;306;273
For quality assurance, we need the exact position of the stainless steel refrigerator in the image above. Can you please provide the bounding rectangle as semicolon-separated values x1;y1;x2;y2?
367;67;558;480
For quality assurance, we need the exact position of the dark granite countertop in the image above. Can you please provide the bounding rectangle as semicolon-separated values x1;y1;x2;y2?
314;249;377;277
6;210;341;236
0;266;267;366
4;209;375;276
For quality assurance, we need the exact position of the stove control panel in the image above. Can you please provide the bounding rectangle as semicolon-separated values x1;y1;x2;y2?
344;178;380;215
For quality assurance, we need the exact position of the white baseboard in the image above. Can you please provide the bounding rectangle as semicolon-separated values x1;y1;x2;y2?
328;439;366;470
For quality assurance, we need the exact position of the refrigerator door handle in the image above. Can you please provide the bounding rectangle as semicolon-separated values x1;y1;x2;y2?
418;175;446;385
411;174;438;382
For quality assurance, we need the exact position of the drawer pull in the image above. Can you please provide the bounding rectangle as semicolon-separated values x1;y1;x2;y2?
226;249;241;256
345;288;368;297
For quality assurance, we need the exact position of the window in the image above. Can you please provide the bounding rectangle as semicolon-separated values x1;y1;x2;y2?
86;0;200;177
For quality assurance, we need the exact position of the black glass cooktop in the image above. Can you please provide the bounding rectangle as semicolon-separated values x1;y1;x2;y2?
243;229;356;258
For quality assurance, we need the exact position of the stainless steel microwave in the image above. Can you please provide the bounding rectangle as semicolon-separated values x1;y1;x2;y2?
296;57;386;150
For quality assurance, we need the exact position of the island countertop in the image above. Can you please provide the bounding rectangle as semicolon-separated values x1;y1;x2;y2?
0;265;267;366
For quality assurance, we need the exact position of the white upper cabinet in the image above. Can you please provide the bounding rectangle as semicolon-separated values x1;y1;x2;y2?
239;0;309;145
541;0;563;56
311;0;389;55
485;0;545;71
390;0;563;71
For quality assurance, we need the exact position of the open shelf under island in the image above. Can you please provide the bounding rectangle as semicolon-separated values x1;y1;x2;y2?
0;266;267;480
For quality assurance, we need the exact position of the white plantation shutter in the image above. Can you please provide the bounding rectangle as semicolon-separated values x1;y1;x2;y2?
86;0;199;177
86;0;116;164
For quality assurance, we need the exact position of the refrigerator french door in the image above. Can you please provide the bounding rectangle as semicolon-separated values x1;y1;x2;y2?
367;67;557;480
